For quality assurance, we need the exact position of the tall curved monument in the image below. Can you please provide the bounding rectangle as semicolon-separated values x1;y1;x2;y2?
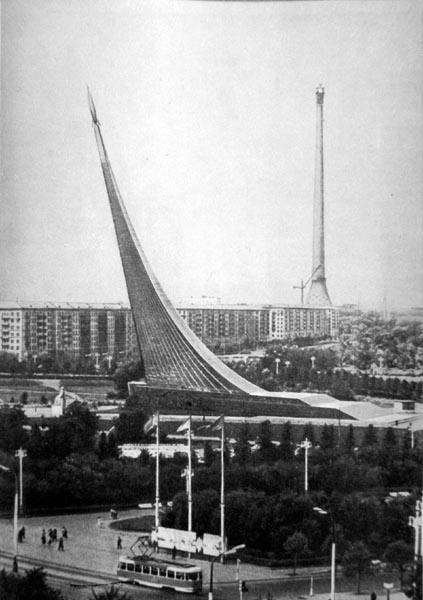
88;90;261;395
306;85;332;307
88;89;359;422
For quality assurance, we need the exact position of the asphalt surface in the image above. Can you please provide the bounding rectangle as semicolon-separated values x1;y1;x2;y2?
0;510;407;600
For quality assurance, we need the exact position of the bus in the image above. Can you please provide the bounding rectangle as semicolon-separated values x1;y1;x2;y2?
117;554;203;594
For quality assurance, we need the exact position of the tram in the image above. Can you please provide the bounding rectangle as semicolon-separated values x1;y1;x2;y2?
117;554;203;594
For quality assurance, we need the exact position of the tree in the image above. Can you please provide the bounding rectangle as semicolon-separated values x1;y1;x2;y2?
233;422;251;464
344;425;356;454
192;488;219;536
257;420;277;462
330;378;354;401
113;361;143;397
384;540;413;590
343;541;371;593
363;424;378;447
92;585;134;600
280;421;293;461
0;567;65;600
115;408;147;443
203;440;215;467
320;424;336;452
302;423;315;445
97;432;108;460
63;402;98;454
107;432;119;460
284;531;308;575
0;406;28;452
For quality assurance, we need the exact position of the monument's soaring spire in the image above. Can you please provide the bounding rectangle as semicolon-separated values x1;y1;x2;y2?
306;85;332;307
88;90;261;394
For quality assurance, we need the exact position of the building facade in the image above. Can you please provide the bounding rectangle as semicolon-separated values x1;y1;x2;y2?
0;301;137;363
176;303;339;346
0;301;339;362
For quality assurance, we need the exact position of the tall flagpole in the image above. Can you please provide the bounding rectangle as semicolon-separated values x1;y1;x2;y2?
220;416;225;559
188;416;192;534
155;411;160;530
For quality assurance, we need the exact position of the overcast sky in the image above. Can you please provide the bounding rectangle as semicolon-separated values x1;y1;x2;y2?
1;0;422;312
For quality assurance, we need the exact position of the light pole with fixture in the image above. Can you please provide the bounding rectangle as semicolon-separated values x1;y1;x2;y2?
298;438;312;492
313;506;335;600
0;464;19;570
208;544;246;600
275;358;280;375
15;447;27;512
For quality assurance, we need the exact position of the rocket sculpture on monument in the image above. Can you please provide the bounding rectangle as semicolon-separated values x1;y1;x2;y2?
87;88;261;395
306;85;332;307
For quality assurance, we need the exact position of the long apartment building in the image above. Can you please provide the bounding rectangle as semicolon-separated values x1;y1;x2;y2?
0;302;137;362
0;301;338;361
176;302;338;346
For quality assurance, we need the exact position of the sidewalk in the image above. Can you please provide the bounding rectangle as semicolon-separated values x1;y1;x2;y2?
0;511;406;600
0;509;285;583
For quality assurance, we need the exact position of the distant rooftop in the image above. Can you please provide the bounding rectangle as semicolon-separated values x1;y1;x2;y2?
0;300;338;312
0;301;129;310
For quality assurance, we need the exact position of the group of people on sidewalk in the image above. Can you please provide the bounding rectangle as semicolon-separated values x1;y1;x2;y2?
41;525;68;551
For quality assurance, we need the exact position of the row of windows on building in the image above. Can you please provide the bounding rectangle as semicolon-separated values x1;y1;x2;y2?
0;303;339;361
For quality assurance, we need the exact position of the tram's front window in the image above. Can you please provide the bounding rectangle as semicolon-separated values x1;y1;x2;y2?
118;562;126;570
127;563;134;572
187;572;198;581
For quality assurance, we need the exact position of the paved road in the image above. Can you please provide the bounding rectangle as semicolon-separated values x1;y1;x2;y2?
0;510;406;600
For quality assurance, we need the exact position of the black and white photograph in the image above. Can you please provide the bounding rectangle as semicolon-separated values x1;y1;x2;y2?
0;1;422;599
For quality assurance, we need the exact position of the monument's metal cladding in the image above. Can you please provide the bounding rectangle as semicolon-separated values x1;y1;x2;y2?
306;85;332;307
88;89;261;394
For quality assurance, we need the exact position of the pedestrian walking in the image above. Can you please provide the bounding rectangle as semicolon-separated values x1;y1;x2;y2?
52;528;57;541
12;556;18;573
172;545;177;560
371;592;377;600
117;536;122;550
41;529;46;545
58;536;64;551
21;526;25;541
62;526;68;539
48;529;53;546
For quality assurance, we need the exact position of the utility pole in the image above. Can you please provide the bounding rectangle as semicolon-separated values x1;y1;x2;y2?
298;438;312;492
15;448;27;512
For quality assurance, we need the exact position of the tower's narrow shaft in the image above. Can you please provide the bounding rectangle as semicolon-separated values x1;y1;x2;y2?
306;85;332;307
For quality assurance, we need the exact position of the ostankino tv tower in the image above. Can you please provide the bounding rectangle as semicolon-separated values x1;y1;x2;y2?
306;85;332;307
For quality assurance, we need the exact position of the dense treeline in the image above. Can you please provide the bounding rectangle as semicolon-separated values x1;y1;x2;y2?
228;353;423;401
0;402;418;569
164;419;418;562
0;402;190;509
339;314;423;371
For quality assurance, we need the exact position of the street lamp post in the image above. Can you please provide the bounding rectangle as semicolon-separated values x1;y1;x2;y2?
0;464;19;570
313;507;335;600
275;358;281;376
15;447;27;512
299;438;312;492
209;544;246;600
